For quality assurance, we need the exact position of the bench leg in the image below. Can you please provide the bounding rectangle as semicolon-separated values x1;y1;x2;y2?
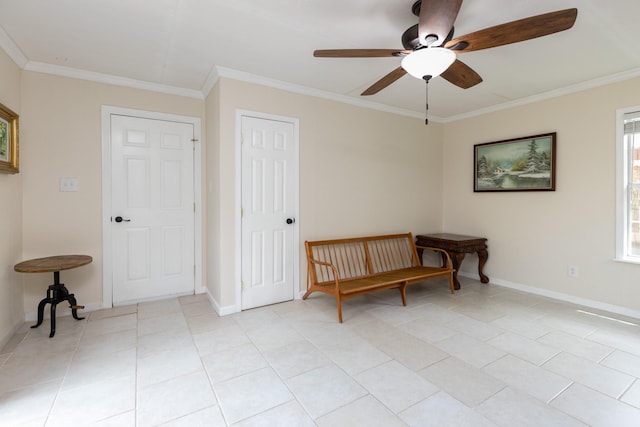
399;283;407;306
302;289;313;300
448;272;456;294
336;293;343;323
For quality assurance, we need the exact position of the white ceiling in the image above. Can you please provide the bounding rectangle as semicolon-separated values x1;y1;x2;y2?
1;0;639;120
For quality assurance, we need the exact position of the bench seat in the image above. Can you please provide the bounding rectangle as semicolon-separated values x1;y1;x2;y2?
303;233;455;322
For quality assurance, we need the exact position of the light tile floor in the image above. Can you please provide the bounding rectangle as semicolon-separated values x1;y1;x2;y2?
2;277;640;426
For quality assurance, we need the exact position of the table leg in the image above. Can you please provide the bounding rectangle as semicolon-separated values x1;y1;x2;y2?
450;252;465;290
49;300;57;338
30;271;85;338
477;248;489;283
31;298;48;329
69;294;85;321
438;252;447;268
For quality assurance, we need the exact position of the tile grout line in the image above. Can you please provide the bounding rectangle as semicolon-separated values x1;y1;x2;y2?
44;314;88;426
235;307;320;425
182;298;232;427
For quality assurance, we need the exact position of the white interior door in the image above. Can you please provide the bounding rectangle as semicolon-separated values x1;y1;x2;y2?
110;114;195;304
241;115;297;310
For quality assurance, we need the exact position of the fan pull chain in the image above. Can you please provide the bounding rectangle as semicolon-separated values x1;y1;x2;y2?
423;75;432;125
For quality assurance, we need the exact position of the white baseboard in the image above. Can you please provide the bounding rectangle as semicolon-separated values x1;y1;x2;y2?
3;303;105;349
0;320;24;351
23;291;242;322
24;302;105;322
204;289;238;316
203;287;304;317
458;271;640;320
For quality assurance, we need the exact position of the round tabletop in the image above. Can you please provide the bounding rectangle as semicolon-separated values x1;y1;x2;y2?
14;255;93;273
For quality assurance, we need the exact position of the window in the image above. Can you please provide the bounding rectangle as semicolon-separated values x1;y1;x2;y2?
617;108;640;261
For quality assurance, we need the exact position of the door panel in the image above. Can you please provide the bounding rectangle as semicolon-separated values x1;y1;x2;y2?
111;115;195;304
241;116;297;309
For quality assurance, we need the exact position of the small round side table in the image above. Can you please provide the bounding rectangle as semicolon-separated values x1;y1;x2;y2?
14;255;92;338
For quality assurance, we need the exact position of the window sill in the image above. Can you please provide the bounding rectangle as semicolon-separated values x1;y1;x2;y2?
613;257;640;265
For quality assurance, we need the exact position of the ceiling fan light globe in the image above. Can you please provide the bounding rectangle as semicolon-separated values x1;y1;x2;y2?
401;47;456;79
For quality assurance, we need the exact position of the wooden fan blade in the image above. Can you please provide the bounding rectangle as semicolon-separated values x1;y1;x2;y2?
361;67;407;95
314;49;410;58
440;59;482;89
419;0;463;47
445;8;577;53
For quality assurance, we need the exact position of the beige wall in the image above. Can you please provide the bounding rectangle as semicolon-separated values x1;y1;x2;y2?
20;72;204;317
4;49;640;344
205;82;222;304
443;76;640;314
0;49;23;345
208;78;444;310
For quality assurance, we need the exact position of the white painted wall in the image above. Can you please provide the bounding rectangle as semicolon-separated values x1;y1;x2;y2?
19;72;205;318
442;76;640;315
0;48;23;346
206;78;444;311
205;83;221;305
4;50;640;347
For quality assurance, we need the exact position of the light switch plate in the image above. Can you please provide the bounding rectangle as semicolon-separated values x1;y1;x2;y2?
59;177;79;192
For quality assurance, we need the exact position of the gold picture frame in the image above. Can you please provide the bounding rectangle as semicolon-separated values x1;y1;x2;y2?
0;101;19;174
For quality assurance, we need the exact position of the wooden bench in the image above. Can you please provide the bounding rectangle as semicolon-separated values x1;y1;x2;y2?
303;232;455;322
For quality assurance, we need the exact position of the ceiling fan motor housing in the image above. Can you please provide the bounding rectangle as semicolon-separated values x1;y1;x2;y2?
411;0;423;17
402;24;422;50
402;24;455;50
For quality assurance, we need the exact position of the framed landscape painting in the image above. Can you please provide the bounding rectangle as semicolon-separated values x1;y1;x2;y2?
474;133;556;192
0;101;19;174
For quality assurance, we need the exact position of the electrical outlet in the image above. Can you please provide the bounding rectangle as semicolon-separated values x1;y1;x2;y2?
59;177;79;192
567;265;579;278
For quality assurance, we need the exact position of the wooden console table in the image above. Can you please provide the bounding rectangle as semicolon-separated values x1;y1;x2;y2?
14;255;91;337
415;233;488;290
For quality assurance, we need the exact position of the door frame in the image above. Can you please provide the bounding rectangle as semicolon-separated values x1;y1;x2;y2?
101;106;203;307
236;110;300;311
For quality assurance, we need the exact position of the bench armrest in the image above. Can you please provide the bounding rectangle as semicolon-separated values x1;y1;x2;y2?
416;245;454;270
308;258;334;268
307;257;342;289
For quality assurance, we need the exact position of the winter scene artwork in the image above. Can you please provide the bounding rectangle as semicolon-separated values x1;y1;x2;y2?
474;133;556;192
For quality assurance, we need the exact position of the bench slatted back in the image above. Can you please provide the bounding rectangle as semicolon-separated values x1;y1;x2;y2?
308;241;367;283
368;236;416;273
306;233;420;285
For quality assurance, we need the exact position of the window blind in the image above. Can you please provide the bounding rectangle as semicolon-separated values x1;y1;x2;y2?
624;111;640;257
625;114;640;134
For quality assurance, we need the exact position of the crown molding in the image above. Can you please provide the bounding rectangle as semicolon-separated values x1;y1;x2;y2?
442;67;640;123
5;30;639;124
0;25;27;68
23;61;204;99
201;66;220;98
213;66;428;121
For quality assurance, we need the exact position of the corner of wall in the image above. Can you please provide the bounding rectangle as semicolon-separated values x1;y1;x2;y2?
0;47;25;345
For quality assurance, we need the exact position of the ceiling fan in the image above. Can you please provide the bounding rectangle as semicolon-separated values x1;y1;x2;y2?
314;0;578;123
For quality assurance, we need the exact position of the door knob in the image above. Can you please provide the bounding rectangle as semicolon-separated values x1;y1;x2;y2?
286;218;295;225
114;216;131;223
